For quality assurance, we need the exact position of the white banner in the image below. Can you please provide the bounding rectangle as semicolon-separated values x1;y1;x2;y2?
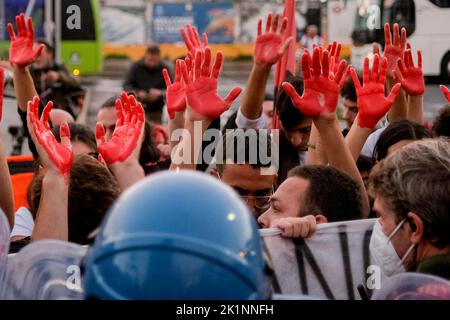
261;219;383;300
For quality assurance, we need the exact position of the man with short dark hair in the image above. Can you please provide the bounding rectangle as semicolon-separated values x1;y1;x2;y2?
123;45;171;123
257;164;363;229
340;76;359;136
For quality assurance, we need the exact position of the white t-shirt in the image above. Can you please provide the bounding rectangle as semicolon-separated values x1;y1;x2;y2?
11;207;34;238
360;119;390;158
235;109;308;166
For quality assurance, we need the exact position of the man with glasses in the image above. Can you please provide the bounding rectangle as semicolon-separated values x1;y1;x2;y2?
215;129;278;219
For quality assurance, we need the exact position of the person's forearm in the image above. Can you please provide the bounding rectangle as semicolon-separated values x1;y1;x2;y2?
407;94;423;124
0;137;14;228
240;64;271;120
110;161;145;192
170;119;210;171
169;110;185;151
307;123;327;165
386;77;407;122
315;118;370;217
13;66;38;112
32;171;68;241
345;119;373;161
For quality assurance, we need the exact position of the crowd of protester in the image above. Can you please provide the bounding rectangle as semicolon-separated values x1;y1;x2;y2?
0;11;449;300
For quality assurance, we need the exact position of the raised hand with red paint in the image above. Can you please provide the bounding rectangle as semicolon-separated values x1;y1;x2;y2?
350;54;401;129
383;23;407;77
163;60;188;119
395;49;424;96
27;96;73;178
440;85;450;102
96;92;145;165
254;13;293;66
8;13;44;68
281;47;348;119
180;48;242;120
0;68;4;122
181;24;208;61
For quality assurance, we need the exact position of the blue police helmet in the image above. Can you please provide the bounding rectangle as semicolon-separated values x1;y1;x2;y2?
83;170;268;300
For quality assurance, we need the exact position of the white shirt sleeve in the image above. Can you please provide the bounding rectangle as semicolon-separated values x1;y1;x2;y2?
235;108;268;129
360;121;389;158
10;207;35;238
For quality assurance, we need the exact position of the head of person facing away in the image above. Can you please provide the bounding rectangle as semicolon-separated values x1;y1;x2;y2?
373;119;435;162
340;75;359;131
28;154;120;244
215;129;278;220
258;165;363;228
275;77;312;153
369;138;450;277
432;105;450;138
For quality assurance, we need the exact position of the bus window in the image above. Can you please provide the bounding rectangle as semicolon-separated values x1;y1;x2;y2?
384;0;415;36
429;0;450;7
351;0;383;45
61;0;96;41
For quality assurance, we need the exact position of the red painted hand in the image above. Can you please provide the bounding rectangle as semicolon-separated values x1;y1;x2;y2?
383;23;407;77
395;49;424;96
254;13;293;66
281;47;348;119
181;24;208;61
96;92;145;164
0;68;4;122
163;60;187;119
27;96;73;178
440;85;450;103
181;48;242;120
351;54;401;129
8;13;44;68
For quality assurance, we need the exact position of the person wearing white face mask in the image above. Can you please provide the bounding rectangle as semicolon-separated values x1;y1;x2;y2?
368;138;450;280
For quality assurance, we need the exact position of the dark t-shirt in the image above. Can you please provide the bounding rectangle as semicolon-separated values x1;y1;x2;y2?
123;59;169;116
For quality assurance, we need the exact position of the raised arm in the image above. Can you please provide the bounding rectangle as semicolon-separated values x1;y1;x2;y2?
27;96;73;241
381;23;408;122
241;13;293;120
170;48;241;170
345;54;401;161
395;49;425;123
282;47;371;217
8;14;44;112
96;92;145;191
0;68;14;228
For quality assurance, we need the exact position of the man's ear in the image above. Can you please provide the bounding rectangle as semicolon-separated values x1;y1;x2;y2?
315;214;328;224
407;212;424;244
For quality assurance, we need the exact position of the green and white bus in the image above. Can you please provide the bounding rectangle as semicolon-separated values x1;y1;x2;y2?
351;0;450;81
1;0;102;75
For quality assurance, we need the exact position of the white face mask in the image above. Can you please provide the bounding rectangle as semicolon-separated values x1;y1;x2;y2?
369;219;416;277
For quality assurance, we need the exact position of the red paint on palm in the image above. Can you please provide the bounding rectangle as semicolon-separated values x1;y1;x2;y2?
351;55;401;129
396;50;424;96
281;47;348;118
383;23;406;77
28;96;73;177
181;24;208;61
8;13;44;68
96;92;145;164
181;48;242;120
254;13;293;66
163;60;187;119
